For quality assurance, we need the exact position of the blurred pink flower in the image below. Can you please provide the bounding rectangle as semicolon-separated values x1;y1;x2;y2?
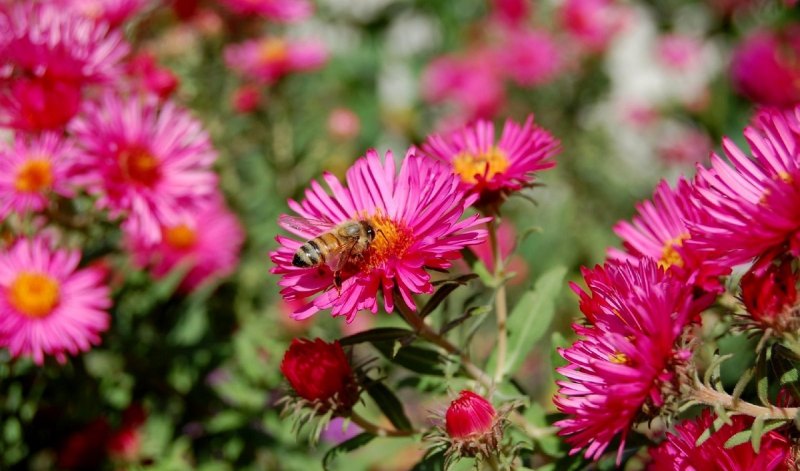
555;260;703;463
610;177;729;291
231;84;262;114
327;107;361;141
107;404;147;463
421;52;506;121
648;410;791;471
0;2;129;130
0;237;111;365
224;37;327;84
489;0;530;27
270;149;488;321
560;0;627;53
421;115;559;208
656;126;712;165
731;29;800;107
657;34;704;71
61;0;149;28
691;107;800;267
126;200;244;292
321;417;362;444
70;92;218;243
220;0;312;22
0;133;78;218
496;29;562;87
126;52;180;100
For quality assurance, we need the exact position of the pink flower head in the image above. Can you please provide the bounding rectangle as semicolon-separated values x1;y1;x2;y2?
0;237;111;365
740;257;799;330
61;0;149;28
270;149;488;322
126;200;244;292
0;2;129;130
70;91;218;243
657;34;705;72
560;0;628;53
421;52;506;121
126;52;179;100
495;29;562;87
489;0;530;27
555;259;703;463
445;390;497;440
223;36;327;84
231;84;261;114
610;177;729;292
690;107;800;267
648;410;792;471
0;133;79;218
220;0;312;22
731;29;800;108
421;115;559;207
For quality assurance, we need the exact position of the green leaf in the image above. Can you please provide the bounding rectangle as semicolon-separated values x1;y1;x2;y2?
724;420;786;449
524;403;562;457
755;348;770;406
440;305;491;334
323;433;376;471
488;266;566;379
339;327;414;347
411;451;446;471
550;331;570;381
696;415;728;446
751;414;766;452
420;283;462;319
365;382;413;431
371;342;447;376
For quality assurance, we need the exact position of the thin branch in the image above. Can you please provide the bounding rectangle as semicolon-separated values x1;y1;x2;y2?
349;411;416;437
691;382;799;420
488;219;509;384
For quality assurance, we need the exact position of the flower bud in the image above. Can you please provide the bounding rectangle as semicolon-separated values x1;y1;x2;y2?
280;338;358;412
741;261;798;327
446;390;497;440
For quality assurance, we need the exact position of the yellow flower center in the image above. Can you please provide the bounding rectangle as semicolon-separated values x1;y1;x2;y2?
164;224;197;250
8;272;60;318
14;159;53;193
451;147;510;185
609;352;629;364
659;234;689;269
259;38;288;64
361;213;414;271
119;147;161;186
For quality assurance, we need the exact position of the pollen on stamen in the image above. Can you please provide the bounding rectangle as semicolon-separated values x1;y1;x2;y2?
659;234;689;269
452;147;510;185
14;159;54;193
361;213;414;271
9;272;61;318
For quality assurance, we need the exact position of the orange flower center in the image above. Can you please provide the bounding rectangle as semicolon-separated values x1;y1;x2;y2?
14;159;53;193
259;38;288;64
164;224;197;250
361;213;414;271
119;146;161;186
659;234;689;269
8;272;60;318
451;147;510;185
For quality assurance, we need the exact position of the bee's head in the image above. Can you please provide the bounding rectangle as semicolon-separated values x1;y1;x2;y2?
364;222;376;241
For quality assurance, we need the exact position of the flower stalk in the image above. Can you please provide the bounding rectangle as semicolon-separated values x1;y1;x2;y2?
488;218;509;384
690;381;799;421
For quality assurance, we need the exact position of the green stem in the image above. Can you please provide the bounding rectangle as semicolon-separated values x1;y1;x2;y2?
349;411;416;437
488;218;509;383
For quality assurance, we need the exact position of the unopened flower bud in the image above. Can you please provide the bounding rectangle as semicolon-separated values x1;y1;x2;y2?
741;261;798;328
280;338;358;412
446;390;496;440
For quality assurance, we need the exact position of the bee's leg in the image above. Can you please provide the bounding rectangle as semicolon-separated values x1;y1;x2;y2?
333;270;343;295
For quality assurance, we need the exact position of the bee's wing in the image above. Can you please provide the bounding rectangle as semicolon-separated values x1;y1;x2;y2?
278;215;337;236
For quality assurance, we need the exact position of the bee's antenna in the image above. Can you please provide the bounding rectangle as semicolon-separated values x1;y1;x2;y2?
376;229;390;244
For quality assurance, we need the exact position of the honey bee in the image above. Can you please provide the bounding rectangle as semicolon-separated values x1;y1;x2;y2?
280;215;376;288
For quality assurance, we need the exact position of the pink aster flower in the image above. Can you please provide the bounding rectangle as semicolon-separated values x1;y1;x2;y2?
421;52;506;122
70;91;218;243
126;200;244;292
610;177;729;291
270;149;488;321
220;0;312;22
495;29;563;87
223;36;327;84
0;133;79;218
690;106;800;267
731;28;800;107
0;237;111;365
61;0;150;28
421;115;559;208
555;259;704;463
560;0;628;53
0;2;129;130
648;410;792;471
489;0;531;27
125;52;179;100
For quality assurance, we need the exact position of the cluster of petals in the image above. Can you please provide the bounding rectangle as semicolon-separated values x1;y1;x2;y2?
70;91;218;243
223;37;328;84
0;132;78;218
648;410;792;471
690;107;800;267
59;0;150;28
0;1;130;130
421;115;559;205
610;177;729;292
220;0;312;22
731;28;800;107
495;29;563;87
270;149;488;322
280;338;358;411
0;237;111;365
126;199;245;292
559;0;629;53
554;259;706;462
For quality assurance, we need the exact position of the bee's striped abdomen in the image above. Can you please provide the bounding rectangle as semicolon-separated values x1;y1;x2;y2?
292;238;326;268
